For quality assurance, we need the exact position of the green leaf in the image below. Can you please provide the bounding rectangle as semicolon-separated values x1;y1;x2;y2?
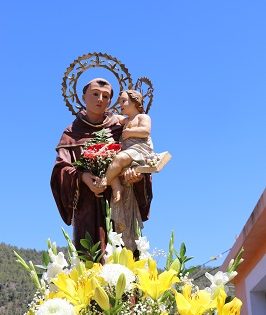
35;264;47;270
110;303;124;314
180;242;186;258
95;251;105;263
80;239;91;250
14;251;30;271
42;251;50;266
166;231;175;270
85;261;94;269
78;255;89;261
62;228;77;257
91;242;101;255
170;258;181;273
159;290;173;303
85;232;94;247
183;256;193;263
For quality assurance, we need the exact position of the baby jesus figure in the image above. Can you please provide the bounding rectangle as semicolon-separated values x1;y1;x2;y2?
99;89;170;202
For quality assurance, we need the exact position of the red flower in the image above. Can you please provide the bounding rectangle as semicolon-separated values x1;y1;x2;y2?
86;143;106;152
74;141;122;177
96;151;109;157
83;151;97;159
106;143;121;152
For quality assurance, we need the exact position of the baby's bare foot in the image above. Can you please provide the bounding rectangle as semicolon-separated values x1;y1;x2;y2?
112;187;123;203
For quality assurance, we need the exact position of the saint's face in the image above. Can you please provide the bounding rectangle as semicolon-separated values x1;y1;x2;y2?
119;92;134;116
83;81;112;119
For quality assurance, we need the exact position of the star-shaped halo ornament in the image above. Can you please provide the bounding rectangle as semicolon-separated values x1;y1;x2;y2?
62;52;154;115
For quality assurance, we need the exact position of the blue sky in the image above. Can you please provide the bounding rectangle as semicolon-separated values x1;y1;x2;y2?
1;0;265;268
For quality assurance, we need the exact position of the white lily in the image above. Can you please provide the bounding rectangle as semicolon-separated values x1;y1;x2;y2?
135;236;150;252
205;270;237;296
42;250;68;284
108;231;124;247
70;254;81;268
48;249;68;267
104;243;114;260
136;236;151;259
205;270;237;285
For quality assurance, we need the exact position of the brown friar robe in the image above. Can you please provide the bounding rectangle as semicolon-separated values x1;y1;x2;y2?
50;111;153;253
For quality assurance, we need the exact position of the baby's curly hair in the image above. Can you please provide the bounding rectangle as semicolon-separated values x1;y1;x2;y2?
125;90;144;113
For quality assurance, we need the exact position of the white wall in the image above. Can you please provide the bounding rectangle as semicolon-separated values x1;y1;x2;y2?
245;254;266;315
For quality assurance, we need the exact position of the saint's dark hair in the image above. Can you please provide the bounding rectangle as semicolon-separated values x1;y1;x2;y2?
82;80;114;99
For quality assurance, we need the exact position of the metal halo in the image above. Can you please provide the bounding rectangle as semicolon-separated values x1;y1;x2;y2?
62;52;133;115
134;77;154;114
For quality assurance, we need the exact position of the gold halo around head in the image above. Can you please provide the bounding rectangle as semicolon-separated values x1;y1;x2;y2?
134;77;154;114
62;52;133;115
62;52;154;115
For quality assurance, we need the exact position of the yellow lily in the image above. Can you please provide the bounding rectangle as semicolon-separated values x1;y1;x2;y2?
147;257;158;279
215;287;227;314
115;273;126;300
51;268;96;312
94;286;110;311
219;297;242;315
214;287;242;315
136;258;178;300
174;284;216;315
107;247;147;273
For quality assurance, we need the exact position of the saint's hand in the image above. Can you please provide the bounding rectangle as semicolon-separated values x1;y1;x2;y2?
123;168;143;184
81;173;107;195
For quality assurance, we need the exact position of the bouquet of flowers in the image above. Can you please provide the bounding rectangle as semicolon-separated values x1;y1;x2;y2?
15;204;243;315
73;128;121;178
